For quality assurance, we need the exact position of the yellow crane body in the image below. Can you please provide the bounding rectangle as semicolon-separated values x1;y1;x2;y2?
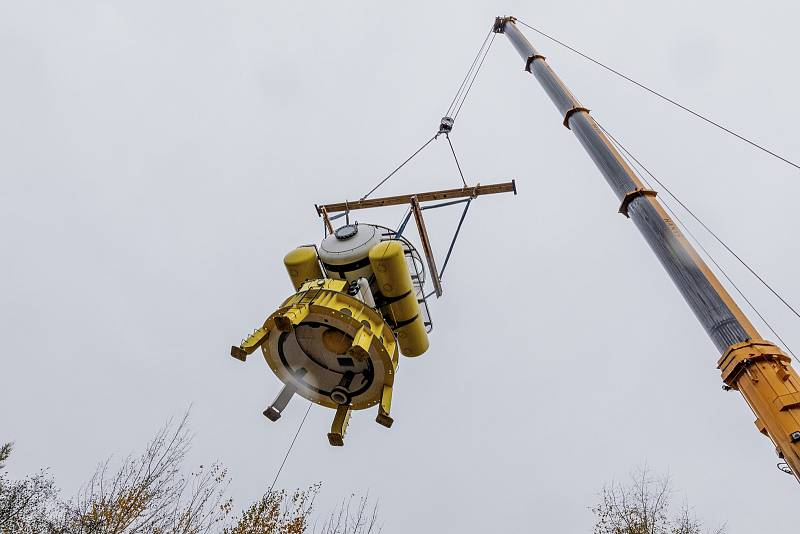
719;341;800;475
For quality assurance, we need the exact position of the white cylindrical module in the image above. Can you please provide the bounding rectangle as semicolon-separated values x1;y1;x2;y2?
356;277;376;307
318;224;383;283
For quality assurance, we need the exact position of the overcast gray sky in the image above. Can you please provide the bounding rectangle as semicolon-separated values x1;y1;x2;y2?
3;1;800;532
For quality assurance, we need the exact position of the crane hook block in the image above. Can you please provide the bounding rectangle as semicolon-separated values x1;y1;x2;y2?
439;116;454;135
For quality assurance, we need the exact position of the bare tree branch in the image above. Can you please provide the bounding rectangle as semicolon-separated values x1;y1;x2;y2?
317;493;381;534
0;442;59;533
591;466;725;534
54;410;230;534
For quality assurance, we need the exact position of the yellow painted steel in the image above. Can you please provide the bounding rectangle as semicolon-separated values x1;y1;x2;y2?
232;277;400;446
262;278;398;410
718;340;800;480
283;246;323;290
368;240;429;357
235;238;434;444
328;405;352;446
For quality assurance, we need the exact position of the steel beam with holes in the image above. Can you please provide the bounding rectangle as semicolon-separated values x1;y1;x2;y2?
315;181;516;214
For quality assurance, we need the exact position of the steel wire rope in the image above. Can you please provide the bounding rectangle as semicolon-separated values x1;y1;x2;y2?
266;402;312;497
356;25;496;292
598;120;796;356
445;28;493;118
360;25;496;201
360;135;437;200
514;19;800;172
446;135;468;187
595;121;800;323
453;33;496;120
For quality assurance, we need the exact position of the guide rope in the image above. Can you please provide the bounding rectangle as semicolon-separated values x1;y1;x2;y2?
360;135;438;200
267;403;312;496
598;119;797;356
515;19;800;173
446;135;468;187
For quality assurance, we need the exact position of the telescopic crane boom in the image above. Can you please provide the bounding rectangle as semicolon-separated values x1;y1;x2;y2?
493;16;800;481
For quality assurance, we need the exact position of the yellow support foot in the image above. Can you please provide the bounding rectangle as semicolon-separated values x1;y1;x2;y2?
347;325;373;362
263;384;296;422
230;346;248;362
375;384;394;428
232;325;271;361
327;405;352;446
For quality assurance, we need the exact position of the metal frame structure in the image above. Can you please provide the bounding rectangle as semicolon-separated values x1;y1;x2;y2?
316;180;516;299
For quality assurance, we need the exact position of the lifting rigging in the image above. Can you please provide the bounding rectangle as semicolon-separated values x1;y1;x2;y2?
231;14;800;487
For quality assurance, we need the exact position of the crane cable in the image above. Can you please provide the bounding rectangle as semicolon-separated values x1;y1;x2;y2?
597;119;797;356
266;403;312;496
449;32;496;120
445;28;493;119
360;135;438;201
514;19;800;173
360;24;496;200
599;119;800;324
508;18;800;341
446;135;468;187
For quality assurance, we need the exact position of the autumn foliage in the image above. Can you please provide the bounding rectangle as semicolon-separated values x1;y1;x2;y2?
0;415;379;533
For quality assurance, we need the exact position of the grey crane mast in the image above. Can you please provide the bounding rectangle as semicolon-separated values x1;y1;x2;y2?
493;16;800;482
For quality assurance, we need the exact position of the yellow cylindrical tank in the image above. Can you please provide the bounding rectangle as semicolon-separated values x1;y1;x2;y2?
368;240;429;357
284;246;323;290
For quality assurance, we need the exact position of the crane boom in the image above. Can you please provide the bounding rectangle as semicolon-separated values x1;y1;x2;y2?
494;16;800;482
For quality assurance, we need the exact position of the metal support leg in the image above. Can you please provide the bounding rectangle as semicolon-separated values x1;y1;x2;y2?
376;384;394;428
411;196;443;297
348;326;373;362
328;405;352;446
231;325;270;361
263;384;297;422
273;305;310;332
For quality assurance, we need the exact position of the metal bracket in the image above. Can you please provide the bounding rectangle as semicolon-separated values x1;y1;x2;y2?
493;16;516;34
319;205;334;234
411;196;443;298
562;106;590;129
525;54;546;72
439;116;454;135
618;187;657;218
717;340;792;388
